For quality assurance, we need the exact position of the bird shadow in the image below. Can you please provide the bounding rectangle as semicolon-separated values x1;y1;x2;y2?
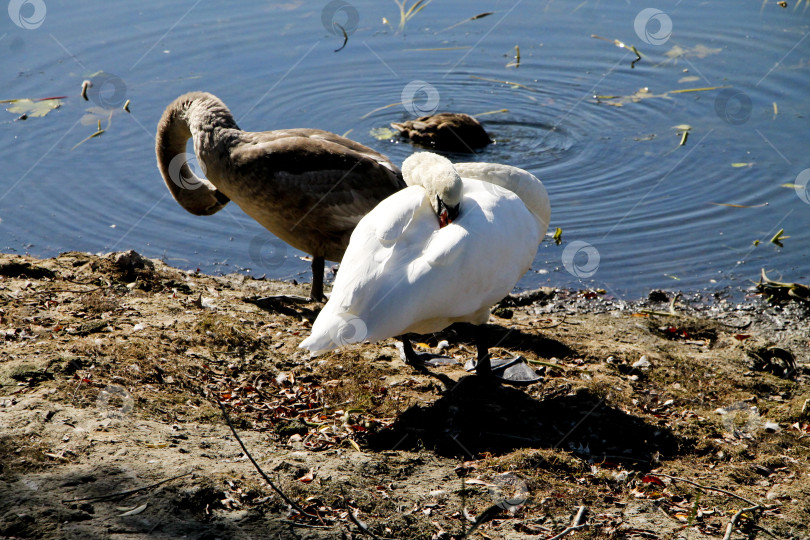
243;295;321;322
415;322;577;361
366;376;683;471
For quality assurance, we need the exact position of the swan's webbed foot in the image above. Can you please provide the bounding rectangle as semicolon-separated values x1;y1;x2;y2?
397;339;455;367
464;355;541;385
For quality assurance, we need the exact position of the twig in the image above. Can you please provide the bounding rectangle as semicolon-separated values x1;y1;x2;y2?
61;471;192;503
654;474;760;507
217;400;321;521
539;314;567;329
722;505;762;540
546;505;588;540
341;494;397;540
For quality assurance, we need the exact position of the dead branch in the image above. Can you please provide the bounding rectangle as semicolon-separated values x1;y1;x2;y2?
546;505;588;540
654;473;760;507
217;400;322;522
722;504;762;540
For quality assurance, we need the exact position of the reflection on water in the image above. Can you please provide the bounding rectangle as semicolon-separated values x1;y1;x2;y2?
1;0;808;299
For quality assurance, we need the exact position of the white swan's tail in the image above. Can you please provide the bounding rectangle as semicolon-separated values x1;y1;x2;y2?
299;309;370;354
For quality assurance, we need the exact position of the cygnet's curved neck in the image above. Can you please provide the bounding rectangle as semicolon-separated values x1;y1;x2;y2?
155;92;238;216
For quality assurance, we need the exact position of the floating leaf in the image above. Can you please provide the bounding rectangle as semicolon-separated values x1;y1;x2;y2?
591;34;642;67
394;0;434;32
5;98;63;118
506;45;520;68
474;109;508;117
596;86;728;107
333;22;348;52
370;127;397;140
708;202;768;208
470;75;538;92
81;106;115;126
404;46;471;51
441;11;494;32
770;228;788;247
663;44;722;61
360;102;400;120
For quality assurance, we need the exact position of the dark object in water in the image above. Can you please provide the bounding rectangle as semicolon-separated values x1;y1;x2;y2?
391;112;492;152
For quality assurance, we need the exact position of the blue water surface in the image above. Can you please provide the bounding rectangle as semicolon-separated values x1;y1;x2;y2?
1;0;808;299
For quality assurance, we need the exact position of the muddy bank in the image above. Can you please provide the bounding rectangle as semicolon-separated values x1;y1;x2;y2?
1;251;808;539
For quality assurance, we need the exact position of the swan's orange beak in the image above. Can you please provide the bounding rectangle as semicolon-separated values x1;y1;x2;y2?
439;210;450;228
436;196;460;228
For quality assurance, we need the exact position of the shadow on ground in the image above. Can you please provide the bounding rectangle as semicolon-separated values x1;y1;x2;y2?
0;465;318;539
367;377;683;471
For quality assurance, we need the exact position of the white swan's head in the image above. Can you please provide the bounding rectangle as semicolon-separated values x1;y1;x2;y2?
402;152;462;227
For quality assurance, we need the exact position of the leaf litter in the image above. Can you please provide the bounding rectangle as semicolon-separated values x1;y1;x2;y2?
1;251;809;539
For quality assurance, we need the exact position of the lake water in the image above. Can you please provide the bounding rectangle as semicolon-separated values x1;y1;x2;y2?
2;0;809;299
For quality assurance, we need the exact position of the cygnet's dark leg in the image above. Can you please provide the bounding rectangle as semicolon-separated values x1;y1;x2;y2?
399;338;420;365
397;337;455;367
464;325;541;385
310;256;325;302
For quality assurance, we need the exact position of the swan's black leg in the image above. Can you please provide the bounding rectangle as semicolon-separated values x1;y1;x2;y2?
310;256;325;302
464;325;541;385
399;338;419;365
473;332;494;378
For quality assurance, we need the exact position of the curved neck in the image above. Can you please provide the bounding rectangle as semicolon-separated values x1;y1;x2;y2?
155;92;238;216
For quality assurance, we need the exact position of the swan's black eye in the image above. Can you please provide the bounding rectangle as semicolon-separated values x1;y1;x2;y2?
436;196;460;219
447;203;460;221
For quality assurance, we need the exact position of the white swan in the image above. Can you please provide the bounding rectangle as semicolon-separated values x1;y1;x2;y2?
299;152;551;383
155;92;405;300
